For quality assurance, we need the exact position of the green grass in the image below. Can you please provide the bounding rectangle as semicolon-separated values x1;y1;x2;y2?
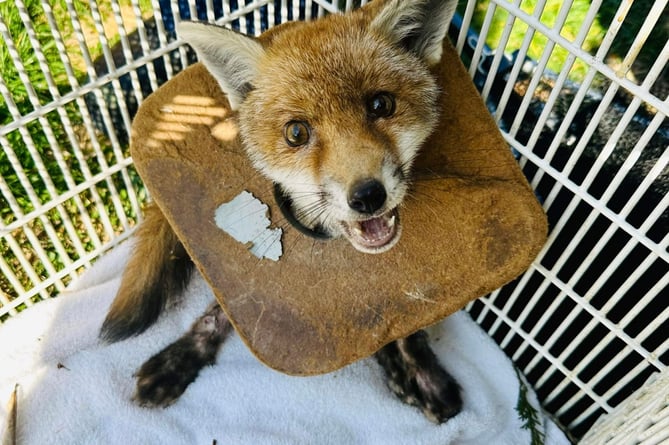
0;0;150;311
1;0;153;223
461;0;667;84
461;0;606;82
597;0;669;79
0;0;80;302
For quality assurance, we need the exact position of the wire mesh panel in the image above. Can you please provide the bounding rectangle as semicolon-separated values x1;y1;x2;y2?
0;0;149;316
455;0;668;440
0;0;667;442
0;0;341;318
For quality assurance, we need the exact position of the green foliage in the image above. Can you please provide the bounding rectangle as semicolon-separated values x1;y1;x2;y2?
597;0;669;78
1;0;147;308
0;1;71;114
461;0;666;84
462;0;606;82
0;0;81;223
515;370;546;445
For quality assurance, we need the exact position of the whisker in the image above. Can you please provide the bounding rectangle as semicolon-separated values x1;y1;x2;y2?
293;202;331;230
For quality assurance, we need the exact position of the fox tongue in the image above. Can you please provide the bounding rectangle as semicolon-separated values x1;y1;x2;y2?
360;217;389;240
353;211;397;247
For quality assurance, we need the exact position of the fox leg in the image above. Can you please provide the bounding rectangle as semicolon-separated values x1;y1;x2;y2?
375;330;462;423
133;301;232;407
132;308;460;415
100;204;194;342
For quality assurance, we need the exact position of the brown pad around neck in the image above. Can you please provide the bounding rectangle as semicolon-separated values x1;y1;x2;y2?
130;40;546;375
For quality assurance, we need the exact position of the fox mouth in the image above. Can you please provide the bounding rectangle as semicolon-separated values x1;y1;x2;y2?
340;208;401;254
274;184;402;254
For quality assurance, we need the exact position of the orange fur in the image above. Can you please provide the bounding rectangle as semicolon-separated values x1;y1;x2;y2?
102;0;457;340
101;205;192;341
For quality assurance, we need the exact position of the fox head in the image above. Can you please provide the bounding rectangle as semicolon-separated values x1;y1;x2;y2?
177;0;456;254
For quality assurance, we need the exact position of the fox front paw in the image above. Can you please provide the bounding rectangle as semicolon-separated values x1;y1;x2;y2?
133;303;231;407
133;339;205;407
375;331;462;424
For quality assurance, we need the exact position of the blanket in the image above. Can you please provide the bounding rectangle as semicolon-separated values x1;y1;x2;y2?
0;241;569;444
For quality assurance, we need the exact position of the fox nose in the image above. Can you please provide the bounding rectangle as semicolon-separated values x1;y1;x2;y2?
348;179;387;214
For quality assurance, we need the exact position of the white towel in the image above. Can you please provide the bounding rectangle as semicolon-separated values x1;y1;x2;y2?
0;241;569;445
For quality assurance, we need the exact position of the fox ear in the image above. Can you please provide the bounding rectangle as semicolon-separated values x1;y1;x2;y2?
370;0;457;66
177;22;265;110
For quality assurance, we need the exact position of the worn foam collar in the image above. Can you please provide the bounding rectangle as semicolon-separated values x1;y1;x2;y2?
130;38;546;375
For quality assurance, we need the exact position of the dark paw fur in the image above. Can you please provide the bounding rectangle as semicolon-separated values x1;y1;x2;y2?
375;330;462;423
133;303;231;407
133;338;208;407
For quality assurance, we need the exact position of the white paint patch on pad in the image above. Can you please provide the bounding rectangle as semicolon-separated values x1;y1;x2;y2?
214;191;283;261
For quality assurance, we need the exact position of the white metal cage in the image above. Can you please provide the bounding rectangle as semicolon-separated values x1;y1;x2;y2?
1;0;667;442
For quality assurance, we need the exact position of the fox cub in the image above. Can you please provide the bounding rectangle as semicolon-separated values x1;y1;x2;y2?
101;0;462;423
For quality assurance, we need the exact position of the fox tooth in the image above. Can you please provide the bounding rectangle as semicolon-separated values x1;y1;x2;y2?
388;215;395;227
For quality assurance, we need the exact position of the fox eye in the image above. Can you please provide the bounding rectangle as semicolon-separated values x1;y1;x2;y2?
366;92;395;119
283;121;311;147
